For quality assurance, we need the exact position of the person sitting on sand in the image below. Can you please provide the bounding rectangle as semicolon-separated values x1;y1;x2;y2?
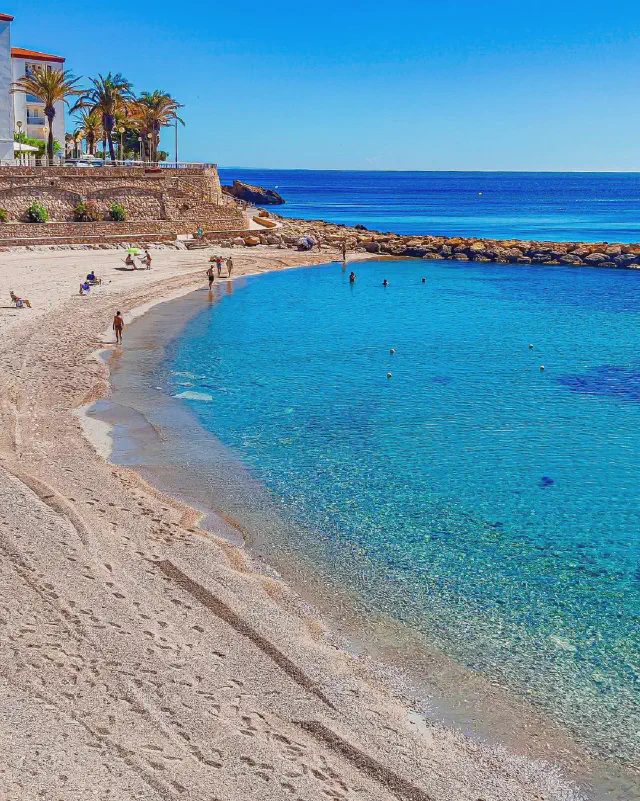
125;254;136;269
206;265;215;290
227;256;233;277
349;271;356;283
86;271;101;285
79;282;91;295
113;311;124;344
10;290;31;308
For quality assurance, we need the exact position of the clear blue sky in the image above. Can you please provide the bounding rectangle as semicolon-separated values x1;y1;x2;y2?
6;1;640;170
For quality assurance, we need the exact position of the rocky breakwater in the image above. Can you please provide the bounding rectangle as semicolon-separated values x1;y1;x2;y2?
230;216;640;268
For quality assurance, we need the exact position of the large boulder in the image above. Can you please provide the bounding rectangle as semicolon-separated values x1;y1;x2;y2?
469;241;487;254
402;247;429;257
614;253;639;267
584;252;608;265
222;180;285;205
559;253;583;265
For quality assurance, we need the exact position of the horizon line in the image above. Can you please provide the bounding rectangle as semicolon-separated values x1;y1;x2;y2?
215;166;640;175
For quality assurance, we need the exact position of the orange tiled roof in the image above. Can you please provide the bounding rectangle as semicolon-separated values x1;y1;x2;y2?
0;13;14;21
11;47;65;63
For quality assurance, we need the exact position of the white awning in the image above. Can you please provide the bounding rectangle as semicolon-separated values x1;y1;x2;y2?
14;142;39;152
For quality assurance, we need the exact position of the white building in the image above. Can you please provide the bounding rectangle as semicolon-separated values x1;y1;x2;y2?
0;13;13;161
0;13;66;162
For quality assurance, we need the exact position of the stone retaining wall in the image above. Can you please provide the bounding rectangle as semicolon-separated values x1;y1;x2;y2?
0;216;252;248
0;166;246;230
0;233;178;248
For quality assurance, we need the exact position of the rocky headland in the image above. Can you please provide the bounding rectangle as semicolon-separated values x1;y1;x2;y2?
222;179;286;205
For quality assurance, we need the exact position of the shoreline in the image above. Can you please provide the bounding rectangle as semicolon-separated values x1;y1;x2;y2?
0;243;614;801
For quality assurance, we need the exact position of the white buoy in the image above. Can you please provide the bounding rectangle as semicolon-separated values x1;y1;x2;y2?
540;365;545;371
390;348;395;354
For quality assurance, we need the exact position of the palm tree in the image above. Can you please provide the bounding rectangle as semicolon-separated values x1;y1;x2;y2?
72;73;134;161
76;110;102;155
132;90;184;162
11;66;82;162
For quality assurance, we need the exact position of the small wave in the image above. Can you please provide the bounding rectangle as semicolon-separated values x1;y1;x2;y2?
174;390;213;402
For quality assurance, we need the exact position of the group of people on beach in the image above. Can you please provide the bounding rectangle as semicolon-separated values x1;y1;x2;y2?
206;255;233;289
124;250;152;270
79;271;102;295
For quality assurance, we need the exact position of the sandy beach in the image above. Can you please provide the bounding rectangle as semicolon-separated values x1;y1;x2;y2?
0;243;588;801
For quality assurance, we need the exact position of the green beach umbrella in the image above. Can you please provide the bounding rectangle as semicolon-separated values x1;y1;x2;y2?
127;247;142;255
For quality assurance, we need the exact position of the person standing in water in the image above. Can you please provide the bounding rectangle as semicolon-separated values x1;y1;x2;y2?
206;265;215;290
113;311;124;344
349;271;356;283
342;240;347;261
227;256;233;277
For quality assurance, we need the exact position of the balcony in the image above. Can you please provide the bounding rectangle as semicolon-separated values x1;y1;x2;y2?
27;116;46;126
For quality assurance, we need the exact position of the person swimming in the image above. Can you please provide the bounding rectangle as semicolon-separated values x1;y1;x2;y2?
382;279;389;286
349;271;356;283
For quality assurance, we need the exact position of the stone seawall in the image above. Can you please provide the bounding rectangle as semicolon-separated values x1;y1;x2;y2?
0;166;246;230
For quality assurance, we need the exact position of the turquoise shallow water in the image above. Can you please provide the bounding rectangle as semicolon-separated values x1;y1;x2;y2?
165;260;639;765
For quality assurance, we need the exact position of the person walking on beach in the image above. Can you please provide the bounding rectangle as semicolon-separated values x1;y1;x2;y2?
143;250;152;270
206;265;215;290
227;256;233;277
216;256;223;277
342;240;347;262
113;311;124;344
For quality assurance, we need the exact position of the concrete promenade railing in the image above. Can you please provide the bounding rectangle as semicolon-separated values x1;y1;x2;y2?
0;164;219;178
0;158;217;170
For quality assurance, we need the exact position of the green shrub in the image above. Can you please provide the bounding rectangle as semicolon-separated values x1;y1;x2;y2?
74;199;102;222
26;201;49;223
14;134;62;159
0;208;8;223
108;202;127;222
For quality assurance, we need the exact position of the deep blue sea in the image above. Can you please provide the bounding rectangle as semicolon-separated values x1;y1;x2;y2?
165;259;639;768
219;168;640;243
